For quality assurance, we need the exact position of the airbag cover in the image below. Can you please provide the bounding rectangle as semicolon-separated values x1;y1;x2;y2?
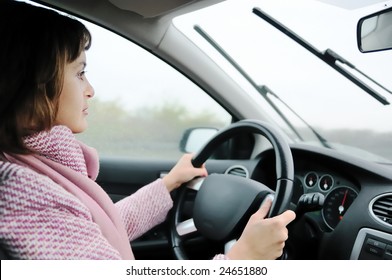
193;173;271;240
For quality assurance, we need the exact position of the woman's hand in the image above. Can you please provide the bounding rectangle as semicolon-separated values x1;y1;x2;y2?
163;153;208;192
227;197;296;260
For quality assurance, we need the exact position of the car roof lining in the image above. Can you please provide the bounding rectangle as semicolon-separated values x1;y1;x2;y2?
35;0;224;49
108;0;196;18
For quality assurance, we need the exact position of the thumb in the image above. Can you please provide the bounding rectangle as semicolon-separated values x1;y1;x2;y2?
279;209;296;225
253;195;274;219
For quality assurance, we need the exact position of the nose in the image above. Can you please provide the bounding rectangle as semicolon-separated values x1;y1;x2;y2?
85;79;95;98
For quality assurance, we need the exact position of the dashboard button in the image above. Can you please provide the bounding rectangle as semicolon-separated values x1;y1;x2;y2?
366;245;384;256
366;238;387;250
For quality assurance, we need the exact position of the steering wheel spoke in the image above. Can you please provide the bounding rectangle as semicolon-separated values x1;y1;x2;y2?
186;177;204;191
176;218;197;237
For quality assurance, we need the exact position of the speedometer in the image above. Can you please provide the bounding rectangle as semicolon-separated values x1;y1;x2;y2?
322;186;358;230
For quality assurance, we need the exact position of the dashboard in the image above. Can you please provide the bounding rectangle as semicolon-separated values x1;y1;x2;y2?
245;143;392;259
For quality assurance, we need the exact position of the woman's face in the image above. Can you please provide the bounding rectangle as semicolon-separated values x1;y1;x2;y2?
55;51;94;133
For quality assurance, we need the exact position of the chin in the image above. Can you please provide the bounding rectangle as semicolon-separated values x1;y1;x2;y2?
70;123;88;134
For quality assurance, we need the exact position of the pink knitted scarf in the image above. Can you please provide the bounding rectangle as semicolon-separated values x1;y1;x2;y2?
4;126;134;259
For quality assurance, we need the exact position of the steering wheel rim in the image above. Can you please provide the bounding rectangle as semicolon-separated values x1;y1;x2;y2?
170;119;294;260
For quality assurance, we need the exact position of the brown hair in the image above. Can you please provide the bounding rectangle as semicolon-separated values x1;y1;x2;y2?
0;0;91;154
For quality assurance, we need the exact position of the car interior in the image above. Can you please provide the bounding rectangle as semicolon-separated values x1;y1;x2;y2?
1;0;392;260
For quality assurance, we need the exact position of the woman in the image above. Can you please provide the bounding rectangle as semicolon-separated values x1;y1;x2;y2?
0;0;295;260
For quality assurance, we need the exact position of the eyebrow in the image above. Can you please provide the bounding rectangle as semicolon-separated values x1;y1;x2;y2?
73;61;87;69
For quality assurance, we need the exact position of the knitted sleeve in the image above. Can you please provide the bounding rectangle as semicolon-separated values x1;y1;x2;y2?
115;179;173;241
0;162;122;259
114;179;233;260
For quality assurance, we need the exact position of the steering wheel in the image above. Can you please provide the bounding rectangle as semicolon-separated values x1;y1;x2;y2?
170;119;294;259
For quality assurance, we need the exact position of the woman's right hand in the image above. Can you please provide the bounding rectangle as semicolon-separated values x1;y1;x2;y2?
226;197;296;260
163;153;208;192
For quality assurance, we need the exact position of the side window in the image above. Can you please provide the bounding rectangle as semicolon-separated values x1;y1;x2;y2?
76;22;232;160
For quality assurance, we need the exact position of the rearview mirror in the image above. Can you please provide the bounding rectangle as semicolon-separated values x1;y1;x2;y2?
357;7;392;53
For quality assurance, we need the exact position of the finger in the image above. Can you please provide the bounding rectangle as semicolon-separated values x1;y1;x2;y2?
191;161;207;177
253;195;273;219
194;168;208;178
279;210;296;226
201;163;208;175
199;165;208;177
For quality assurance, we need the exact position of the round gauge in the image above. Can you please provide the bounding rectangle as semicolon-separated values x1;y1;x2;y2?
322;186;358;230
304;172;318;188
319;174;334;191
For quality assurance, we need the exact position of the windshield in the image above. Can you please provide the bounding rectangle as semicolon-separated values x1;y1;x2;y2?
174;0;392;163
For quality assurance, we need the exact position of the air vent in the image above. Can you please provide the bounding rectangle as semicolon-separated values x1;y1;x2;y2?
225;165;249;178
371;194;392;227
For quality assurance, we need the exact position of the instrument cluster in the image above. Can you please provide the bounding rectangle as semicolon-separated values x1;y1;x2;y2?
297;171;359;230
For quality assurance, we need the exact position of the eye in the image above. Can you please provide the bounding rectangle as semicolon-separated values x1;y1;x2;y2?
77;70;87;80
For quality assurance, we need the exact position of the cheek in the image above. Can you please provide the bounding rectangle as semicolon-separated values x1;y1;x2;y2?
57;83;81;121
60;78;83;107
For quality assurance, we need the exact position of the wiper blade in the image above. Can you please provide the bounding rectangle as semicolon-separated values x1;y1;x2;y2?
253;7;390;105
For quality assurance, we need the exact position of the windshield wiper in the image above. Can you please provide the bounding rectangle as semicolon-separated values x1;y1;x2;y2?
324;49;392;95
253;7;390;105
193;24;330;147
258;85;331;148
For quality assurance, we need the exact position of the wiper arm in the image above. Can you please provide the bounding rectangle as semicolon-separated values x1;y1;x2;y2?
253;7;390;105
259;85;331;148
194;24;326;145
257;85;303;142
324;49;392;95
